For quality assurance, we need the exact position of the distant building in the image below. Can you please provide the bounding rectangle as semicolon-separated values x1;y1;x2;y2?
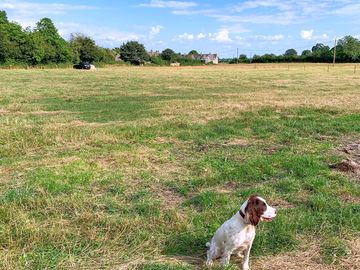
191;53;219;64
148;50;161;57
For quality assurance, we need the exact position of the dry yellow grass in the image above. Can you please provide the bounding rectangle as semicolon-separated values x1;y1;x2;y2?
0;64;359;269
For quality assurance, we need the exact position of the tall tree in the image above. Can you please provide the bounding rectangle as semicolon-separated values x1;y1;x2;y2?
311;43;331;62
284;49;298;57
33;18;72;63
188;50;199;55
120;41;148;65
70;33;100;63
0;10;8;24
0;11;34;64
338;36;360;61
301;50;312;56
161;48;176;61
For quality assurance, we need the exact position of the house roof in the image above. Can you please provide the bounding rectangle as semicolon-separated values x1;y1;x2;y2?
191;54;218;60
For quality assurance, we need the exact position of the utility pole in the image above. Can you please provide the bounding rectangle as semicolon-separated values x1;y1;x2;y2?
333;38;337;66
236;48;239;64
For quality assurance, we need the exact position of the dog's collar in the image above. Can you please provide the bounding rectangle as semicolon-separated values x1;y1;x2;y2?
239;210;246;220
239;210;251;224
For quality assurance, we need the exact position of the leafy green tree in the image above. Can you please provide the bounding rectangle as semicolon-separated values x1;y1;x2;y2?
311;43;331;62
0;11;35;64
338;36;360;61
70;33;100;63
119;41;148;65
161;48;176;61
0;10;8;24
284;49;298;57
238;54;249;63
301;50;312;56
113;47;121;55
312;43;329;53
188;50;199;55
33;18;72;63
97;47;116;63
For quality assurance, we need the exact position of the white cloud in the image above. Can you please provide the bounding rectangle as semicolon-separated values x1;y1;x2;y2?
252;34;284;41
233;0;292;13
0;0;96;15
330;3;360;16
149;25;163;39
173;29;232;43
211;29;232;43
300;30;330;41
174;32;194;41
139;0;197;9
197;33;206;39
57;22;144;47
300;29;314;40
170;0;359;26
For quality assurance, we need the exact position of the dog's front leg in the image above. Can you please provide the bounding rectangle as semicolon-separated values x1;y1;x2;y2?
242;240;254;270
220;248;232;266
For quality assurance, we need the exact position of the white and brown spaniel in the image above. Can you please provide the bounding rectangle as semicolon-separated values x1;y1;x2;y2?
206;195;277;269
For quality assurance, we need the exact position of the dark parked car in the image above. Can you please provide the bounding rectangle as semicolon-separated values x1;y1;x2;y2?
73;62;91;70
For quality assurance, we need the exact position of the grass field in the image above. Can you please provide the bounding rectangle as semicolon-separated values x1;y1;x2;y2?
0;64;359;270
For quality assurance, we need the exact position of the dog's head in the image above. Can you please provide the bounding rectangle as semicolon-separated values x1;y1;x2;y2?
240;195;277;226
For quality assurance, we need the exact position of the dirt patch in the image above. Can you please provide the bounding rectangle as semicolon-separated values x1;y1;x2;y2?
197;138;250;152
153;137;181;144
272;197;295;209
0;108;10;114
253;237;360;270
330;140;360;179
158;189;185;210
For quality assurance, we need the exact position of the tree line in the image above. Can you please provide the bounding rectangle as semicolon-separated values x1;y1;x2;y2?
1;10;360;67
0;11;114;66
0;10;203;67
116;42;204;66
223;36;360;64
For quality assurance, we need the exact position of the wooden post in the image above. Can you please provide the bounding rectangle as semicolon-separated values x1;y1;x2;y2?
333;38;337;67
354;65;357;74
327;65;329;72
236;48;239;64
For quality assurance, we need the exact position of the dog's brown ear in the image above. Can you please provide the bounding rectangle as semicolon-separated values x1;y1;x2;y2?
246;195;260;226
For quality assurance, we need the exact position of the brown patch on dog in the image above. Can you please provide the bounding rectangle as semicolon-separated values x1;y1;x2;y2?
245;195;266;226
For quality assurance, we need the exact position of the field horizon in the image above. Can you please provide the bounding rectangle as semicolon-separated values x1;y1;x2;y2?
0;64;359;269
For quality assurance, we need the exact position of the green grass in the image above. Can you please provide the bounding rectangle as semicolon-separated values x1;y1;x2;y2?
0;64;359;269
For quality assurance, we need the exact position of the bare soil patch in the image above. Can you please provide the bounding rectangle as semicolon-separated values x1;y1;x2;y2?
330;140;360;180
197;138;250;152
253;237;360;270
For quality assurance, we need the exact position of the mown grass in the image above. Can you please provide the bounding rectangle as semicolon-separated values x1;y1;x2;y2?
0;64;359;269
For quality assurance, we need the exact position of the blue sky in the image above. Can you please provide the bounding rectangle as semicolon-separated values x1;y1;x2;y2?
1;0;360;57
